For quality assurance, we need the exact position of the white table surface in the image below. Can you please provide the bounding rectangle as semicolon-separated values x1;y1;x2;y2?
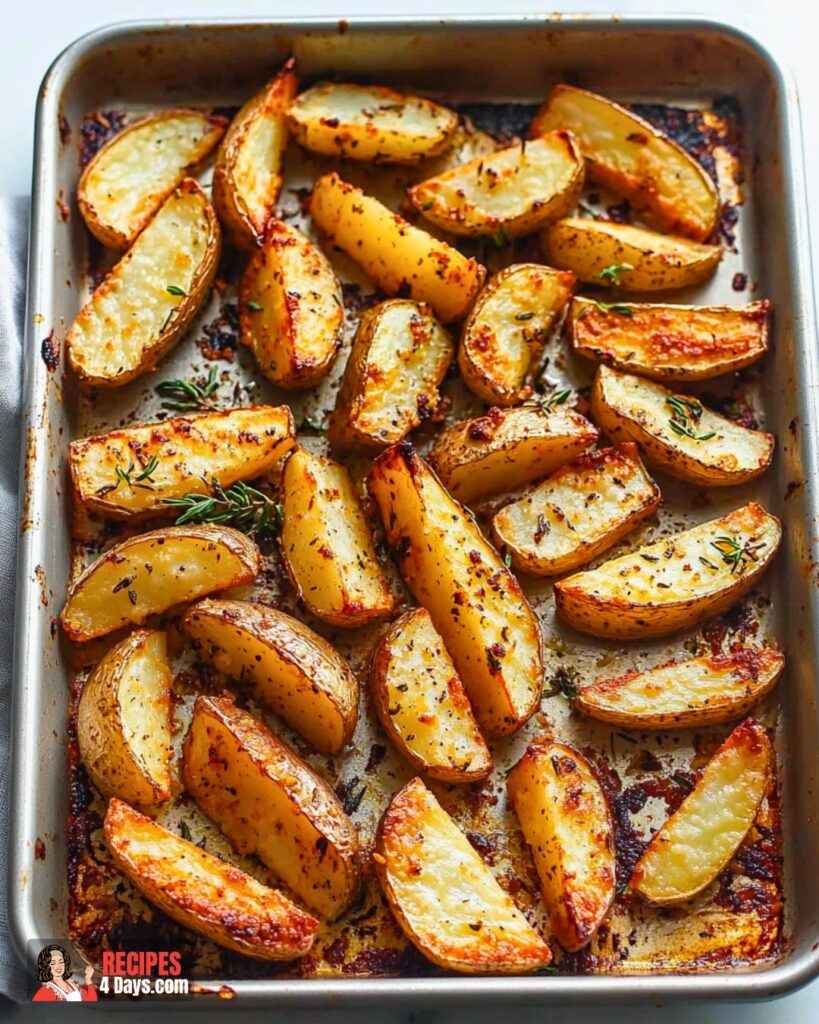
4;0;819;1019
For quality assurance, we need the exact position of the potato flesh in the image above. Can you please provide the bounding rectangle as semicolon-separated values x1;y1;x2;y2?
233;101;288;235
493;443;659;575
377;778;551;972
577;647;785;728
369;445;542;736
508;741;614;951
631;719;771;903
69;406;294;518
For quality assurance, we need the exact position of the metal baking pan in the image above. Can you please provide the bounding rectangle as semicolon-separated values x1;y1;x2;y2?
10;14;819;1006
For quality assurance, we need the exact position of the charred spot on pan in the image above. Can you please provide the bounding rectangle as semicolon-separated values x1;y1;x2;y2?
80;110;127;167
197;308;238;362
41;331;59;371
453;102;537;143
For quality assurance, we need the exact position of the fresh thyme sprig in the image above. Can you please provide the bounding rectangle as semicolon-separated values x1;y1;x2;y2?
537;388;573;413
710;535;765;575
592;299;634;317
666;395;716;441
114;455;159;489
155;365;220;413
164;479;283;538
595;262;634;286
543;665;580;701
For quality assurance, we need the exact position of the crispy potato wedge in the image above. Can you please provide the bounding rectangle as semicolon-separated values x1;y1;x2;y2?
239;218;344;388
77;110;225;250
493;443;660;576
569;298;771;382
212;59;298;249
77;630;174;811
309;173;486;323
183;694;361;919
576;645;785;729
458;263;575;405
428;403;598;504
281;447;394;627
531;85;719;241
289;82;458;165
369;444;543;737
555;502;781;639
104;798;319;959
508;739;615;951
631;718;772;904
61;525;260;642
542;217;721;292
69;406;295;521
370;608;492;782
591;366;775;486
181;599;359;755
375;778;551;973
409;131;584;238
328;299;454;451
67;179;221;387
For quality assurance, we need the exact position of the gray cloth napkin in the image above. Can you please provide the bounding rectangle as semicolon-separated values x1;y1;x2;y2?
0;195;31;1003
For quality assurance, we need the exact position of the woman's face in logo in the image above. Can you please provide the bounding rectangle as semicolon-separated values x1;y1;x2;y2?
49;952;66;980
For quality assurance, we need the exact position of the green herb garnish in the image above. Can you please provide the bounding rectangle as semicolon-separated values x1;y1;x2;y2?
544;665;580;701
166;284;187;297
155;365;220;413
179;821;193;842
666;396;716;441
164;480;282;538
492;225;510;249
710;535;765;575
246;300;263;312
593;299;634;317
595;262;634;286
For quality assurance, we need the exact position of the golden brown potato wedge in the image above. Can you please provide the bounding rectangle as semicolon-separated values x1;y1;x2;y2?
428;403;598;504
328;299;454;451
555;502;780;640
492;443;660;576
569;298;771;382
542;217;721;292
61;525;260;642
369;443;543;737
369;608;492;782
630;718;772;904
69;406;295;521
576;645;785;729
531;85;719;241
67;179;221;387
77;630;174;811
309;173;486;323
508;739;615;952
104;798;319;960
181;599;359;755
457;263;575;406
183;694;361;920
77;110;225;250
239;218;344;388
591;366;775;486
374;777;552;973
289;82;458;164
212;59;298;249
409;131;584;238
280;446;394;627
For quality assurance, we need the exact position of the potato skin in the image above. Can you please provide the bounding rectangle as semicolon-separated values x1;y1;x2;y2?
77;630;174;811
212;58;298;249
104;798;319;960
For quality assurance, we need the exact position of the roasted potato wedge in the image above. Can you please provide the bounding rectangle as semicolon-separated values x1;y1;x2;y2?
542;217;721;292
370;608;492;782
531;85;719;241
458;263;575;405
281;446;395;627
61;525;260;642
409;131;584;238
555;502;781;639
328;299;454;450
212;59;298;249
570;298;771;382
77;110;225;250
67;179;221;387
239;218;344;388
493;443;660;576
309;173;486;323
374;778;552;973
183;694;361;919
77;630;174;811
630;718;772;904
289;82;458;165
428;403;598;504
508;739;615;952
369;444;543;737
591;366;775;486
69;406;295;521
576;645;785;729
104;798;319;960
181;599;359;755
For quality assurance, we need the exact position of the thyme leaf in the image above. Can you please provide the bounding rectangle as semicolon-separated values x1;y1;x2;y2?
595;262;634;286
164;480;282;539
666;395;716;441
155;365;220;413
